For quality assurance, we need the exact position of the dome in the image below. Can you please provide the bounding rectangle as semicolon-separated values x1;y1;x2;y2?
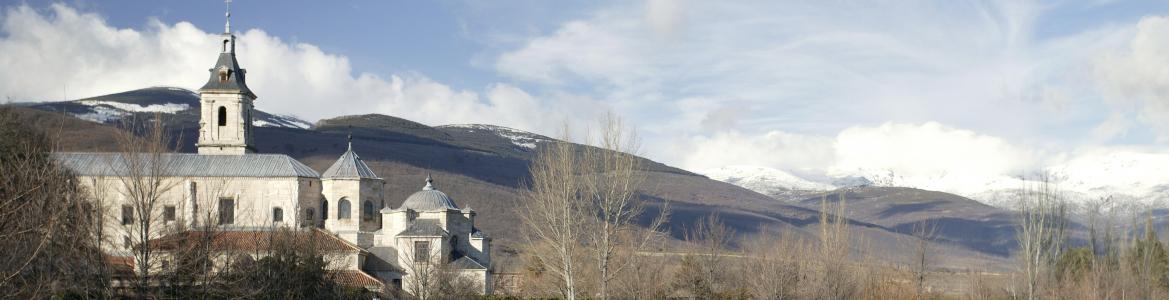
400;175;459;211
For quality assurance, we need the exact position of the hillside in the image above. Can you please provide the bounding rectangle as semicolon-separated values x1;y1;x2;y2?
796;187;1022;256
10;87;1021;271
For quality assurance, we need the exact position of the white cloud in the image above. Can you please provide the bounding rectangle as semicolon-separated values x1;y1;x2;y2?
677;122;1040;194
493;1;1138;144
0;4;594;135
1095;16;1169;141
676;130;836;179
830;122;1037;179
829;122;1042;195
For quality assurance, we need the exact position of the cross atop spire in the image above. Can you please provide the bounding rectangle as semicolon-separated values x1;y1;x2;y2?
424;174;435;190
224;0;232;33
347;126;353;151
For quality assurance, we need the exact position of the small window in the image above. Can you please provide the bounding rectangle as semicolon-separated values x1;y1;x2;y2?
217;107;227;127
338;199;351;219
161;260;170;271
218;198;234;225
414;241;430;262
189;182;198;218
123;236;132;249
273;207;283;223
362;200;375;221
164;206;176;222
304;208;315;225
121;205;134;225
321;199;329;220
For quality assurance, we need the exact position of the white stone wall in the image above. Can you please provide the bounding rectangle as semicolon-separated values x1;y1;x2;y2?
197;92;254;155
322;178;384;235
76;175;319;253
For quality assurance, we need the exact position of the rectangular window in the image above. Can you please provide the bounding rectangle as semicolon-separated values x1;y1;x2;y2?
163;206;176;222
218;198;234;225
414;241;430;263
273;207;283;223
121;205;134;225
123;236;132;249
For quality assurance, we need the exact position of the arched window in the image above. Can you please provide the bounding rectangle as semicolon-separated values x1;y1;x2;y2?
320;199;329;220
362;200;375;221
217;106;227;126
338;198;352;219
272;207;283;223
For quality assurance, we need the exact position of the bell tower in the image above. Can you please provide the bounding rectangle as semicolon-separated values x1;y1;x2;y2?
197;0;256;155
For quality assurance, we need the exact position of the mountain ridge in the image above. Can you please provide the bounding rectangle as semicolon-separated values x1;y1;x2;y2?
11;86;1023;271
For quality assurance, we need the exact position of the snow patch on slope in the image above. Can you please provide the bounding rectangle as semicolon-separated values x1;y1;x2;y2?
254;114;312;129
72;106;126;123
701;165;834;198
79;100;189;113
440;124;549;150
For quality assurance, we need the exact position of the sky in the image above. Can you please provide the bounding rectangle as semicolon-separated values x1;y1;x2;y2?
3;0;1169;201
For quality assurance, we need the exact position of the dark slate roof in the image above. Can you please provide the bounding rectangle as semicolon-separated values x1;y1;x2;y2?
451;256;487;270
396;219;448;237
54;152;319;178
471;228;489;239
199;52;256;98
322;145;378;179
399;176;459;211
363;247;403;272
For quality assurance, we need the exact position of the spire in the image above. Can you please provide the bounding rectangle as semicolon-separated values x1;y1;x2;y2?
423;174;435;190
347;126;353;151
224;0;232;33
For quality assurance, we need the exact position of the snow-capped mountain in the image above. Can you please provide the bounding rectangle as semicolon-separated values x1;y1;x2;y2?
437;124;552;151
705;149;1169;209
25;86;312;129
700;165;836;200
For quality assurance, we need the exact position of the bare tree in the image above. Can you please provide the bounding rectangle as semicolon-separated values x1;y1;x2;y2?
155;178;237;298
401;239;442;299
0;107;108;297
910;220;938;296
813;192;857;300
741;227;802;299
1015;175;1068;300
520;114;670;300
108;113;184;294
520;135;589;300
673;214;737;299
582;114;670;300
397;237;482;299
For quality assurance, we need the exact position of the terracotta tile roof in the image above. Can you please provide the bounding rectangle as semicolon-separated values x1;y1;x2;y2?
104;255;136;278
330;270;385;290
148;228;361;253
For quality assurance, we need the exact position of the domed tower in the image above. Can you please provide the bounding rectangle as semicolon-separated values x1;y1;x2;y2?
378;175;491;293
197;2;257;155
321;135;384;243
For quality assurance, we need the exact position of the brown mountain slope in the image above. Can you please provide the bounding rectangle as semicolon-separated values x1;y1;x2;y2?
11;88;1022;271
